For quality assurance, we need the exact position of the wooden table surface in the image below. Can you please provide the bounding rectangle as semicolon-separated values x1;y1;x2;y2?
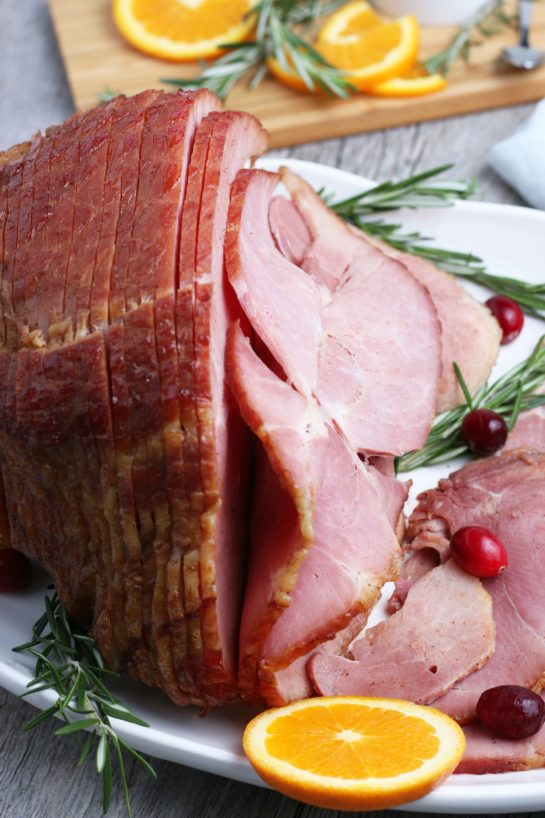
0;2;541;817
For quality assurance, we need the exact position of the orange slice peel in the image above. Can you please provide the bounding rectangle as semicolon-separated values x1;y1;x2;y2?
369;65;447;96
317;4;420;91
112;0;256;62
243;696;465;810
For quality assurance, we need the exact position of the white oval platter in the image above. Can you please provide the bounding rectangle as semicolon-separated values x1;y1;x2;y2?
1;156;545;814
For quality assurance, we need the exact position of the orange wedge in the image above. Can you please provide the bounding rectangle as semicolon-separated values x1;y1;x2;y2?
317;1;419;91
243;697;465;811
369;65;447;97
112;0;256;62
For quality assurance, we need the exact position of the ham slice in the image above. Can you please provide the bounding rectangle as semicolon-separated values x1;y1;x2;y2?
309;559;494;703
367;242;502;412
225;169;323;398
275;167;500;413
227;324;403;705
405;451;545;723
177;110;267;699
229;168;441;456
317;252;440;454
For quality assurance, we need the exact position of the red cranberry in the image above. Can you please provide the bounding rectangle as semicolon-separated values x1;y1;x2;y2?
450;526;508;578
461;408;508;455
477;686;545;739
0;549;32;592
486;295;524;344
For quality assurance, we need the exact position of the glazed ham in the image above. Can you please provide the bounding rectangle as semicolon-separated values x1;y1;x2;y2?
0;92;266;706
308;559;495;703
1;90;516;744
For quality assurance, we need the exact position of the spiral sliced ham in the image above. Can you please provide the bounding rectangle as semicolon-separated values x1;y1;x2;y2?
0;92;268;706
3;92;517;737
227;324;403;704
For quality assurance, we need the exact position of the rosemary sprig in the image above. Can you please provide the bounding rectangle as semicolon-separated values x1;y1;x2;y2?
163;0;352;100
326;165;545;320
13;592;156;816
424;0;516;76
325;164;477;215
397;336;545;472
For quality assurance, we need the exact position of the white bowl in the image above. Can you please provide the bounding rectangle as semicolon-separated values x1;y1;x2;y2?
371;0;485;26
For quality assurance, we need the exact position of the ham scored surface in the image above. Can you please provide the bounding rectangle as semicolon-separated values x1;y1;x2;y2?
0;92;271;707
309;559;494;703
227;325;403;705
405;451;545;723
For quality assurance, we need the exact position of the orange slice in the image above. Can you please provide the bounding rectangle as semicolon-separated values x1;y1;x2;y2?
317;2;419;91
266;55;316;94
369;65;447;97
243;696;465;811
112;0;256;62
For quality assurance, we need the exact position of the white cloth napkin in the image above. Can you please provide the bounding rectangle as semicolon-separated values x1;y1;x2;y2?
488;98;545;210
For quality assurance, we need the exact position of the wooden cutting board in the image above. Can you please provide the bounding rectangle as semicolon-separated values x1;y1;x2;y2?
49;0;545;148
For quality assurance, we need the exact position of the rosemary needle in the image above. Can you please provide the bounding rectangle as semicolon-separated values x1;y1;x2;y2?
424;0;516;76
13;592;156;816
163;0;352;100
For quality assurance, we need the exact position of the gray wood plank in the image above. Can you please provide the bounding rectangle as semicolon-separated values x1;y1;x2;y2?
0;1;543;816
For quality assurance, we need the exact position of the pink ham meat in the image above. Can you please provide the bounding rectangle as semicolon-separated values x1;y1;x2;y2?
177;110;267;700
504;387;545;452
309;559;494;703
405;451;545;723
317;253;440;455
228;168;441;457
268;196;311;267
227;324;403;705
276;168;500;414
225;169;323;398
367;242;501;412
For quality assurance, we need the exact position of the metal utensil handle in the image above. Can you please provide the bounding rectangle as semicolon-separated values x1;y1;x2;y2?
519;0;534;47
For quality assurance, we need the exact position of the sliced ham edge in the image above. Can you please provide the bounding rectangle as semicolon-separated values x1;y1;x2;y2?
308;559;494;705
270;168;442;456
182;110;268;699
226;323;403;705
